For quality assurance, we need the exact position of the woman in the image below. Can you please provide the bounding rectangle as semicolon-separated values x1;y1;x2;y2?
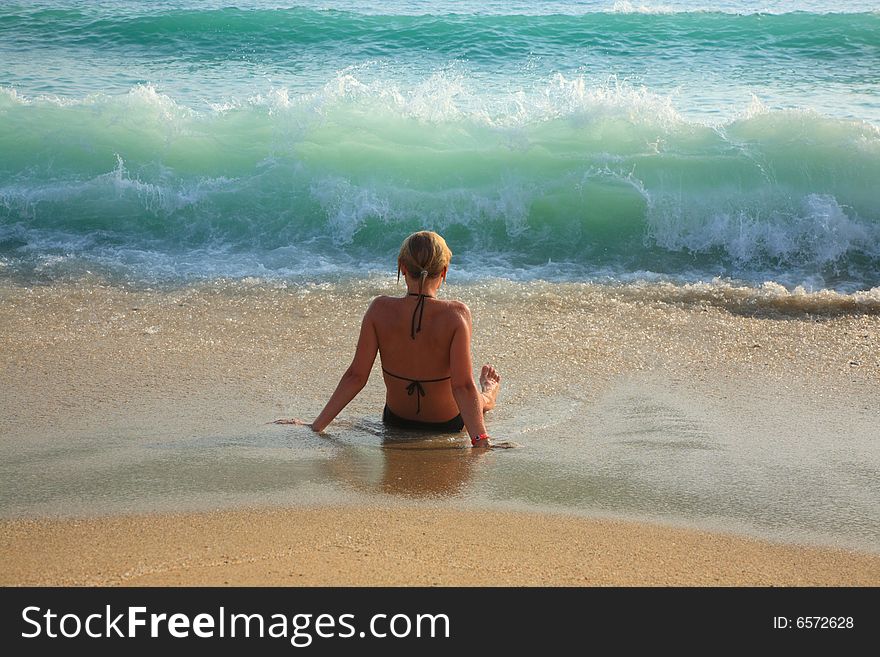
277;231;501;447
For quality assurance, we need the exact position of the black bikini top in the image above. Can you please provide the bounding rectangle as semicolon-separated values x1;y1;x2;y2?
382;290;449;414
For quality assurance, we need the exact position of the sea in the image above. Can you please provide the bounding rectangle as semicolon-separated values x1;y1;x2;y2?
1;0;879;293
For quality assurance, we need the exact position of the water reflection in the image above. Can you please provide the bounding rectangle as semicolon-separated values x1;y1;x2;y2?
322;428;483;498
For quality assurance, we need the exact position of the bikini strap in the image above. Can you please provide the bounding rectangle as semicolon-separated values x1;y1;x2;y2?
382;367;451;415
382;368;450;384
409;273;431;339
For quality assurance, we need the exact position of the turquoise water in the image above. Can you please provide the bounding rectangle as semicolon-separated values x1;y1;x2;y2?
1;1;879;290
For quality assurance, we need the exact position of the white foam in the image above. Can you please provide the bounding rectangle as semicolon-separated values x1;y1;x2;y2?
6;76;853;137
612;1;676;14
239;70;690;131
0;156;230;220
646;191;880;268
0;83;190;116
308;172;539;247
309;176;392;244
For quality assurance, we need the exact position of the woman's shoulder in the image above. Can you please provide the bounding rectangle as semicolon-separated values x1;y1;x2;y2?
365;294;414;315
365;295;396;314
438;298;471;323
440;297;469;311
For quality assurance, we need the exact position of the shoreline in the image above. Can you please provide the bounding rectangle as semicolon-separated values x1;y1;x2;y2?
3;505;879;587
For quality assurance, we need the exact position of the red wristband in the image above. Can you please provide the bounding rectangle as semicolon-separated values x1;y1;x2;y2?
471;433;489;446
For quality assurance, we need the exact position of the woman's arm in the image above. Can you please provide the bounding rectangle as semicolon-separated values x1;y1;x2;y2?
308;301;380;432
448;304;490;447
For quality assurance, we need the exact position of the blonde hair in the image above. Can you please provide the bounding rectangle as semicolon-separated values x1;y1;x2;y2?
397;231;452;287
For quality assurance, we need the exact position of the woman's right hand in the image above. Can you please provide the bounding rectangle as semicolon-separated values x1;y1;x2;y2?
471;434;491;448
471;435;515;449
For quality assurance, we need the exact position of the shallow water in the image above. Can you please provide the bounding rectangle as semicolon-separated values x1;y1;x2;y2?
3;375;878;553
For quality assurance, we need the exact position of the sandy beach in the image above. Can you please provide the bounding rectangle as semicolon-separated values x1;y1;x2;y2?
1;278;879;586
3;506;879;586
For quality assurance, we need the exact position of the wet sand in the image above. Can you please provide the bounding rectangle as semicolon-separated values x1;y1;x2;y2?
3;506;879;586
1;278;879;584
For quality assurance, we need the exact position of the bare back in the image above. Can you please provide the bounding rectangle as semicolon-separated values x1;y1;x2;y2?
369;294;470;422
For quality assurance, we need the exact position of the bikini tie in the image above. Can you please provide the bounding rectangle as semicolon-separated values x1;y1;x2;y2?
411;293;427;339
408;290;432;340
405;380;427;414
